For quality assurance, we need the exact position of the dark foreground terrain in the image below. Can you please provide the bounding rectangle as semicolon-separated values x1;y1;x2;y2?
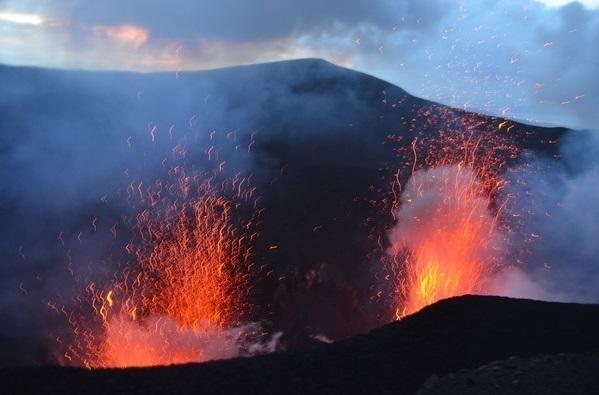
418;351;599;395
2;295;599;394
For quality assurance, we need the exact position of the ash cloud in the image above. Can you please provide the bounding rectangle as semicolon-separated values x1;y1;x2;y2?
495;130;599;303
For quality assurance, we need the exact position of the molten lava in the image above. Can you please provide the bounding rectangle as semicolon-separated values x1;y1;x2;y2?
126;174;252;331
390;165;503;318
62;166;260;368
388;120;515;319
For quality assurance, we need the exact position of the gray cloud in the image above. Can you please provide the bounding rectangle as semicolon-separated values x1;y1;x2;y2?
493;131;599;303
350;0;598;130
8;0;447;42
525;2;599;128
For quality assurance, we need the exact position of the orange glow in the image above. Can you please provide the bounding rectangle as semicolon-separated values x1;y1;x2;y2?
96;316;243;368
92;24;149;47
390;165;501;318
388;116;515;318
128;178;250;331
62;164;260;368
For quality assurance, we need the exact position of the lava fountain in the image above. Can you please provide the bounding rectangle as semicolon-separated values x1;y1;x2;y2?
388;124;515;318
389;165;504;318
61;163;264;368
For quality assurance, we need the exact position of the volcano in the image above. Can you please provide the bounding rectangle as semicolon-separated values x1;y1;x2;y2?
0;58;580;374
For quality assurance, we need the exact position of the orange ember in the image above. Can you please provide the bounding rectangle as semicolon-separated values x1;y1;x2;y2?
388;122;514;319
63;167;259;368
390;165;502;318
128;175;251;331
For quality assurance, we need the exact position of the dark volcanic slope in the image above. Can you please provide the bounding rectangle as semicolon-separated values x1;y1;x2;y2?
2;295;599;395
0;59;572;364
417;351;599;395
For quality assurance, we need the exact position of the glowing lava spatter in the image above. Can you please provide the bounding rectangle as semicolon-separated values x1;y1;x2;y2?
126;171;256;332
390;165;503;318
388;118;516;319
61;156;262;368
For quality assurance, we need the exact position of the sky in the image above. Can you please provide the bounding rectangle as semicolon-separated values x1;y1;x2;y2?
0;0;597;130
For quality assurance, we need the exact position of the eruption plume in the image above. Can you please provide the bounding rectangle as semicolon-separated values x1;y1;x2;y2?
58;155;270;368
386;123;516;318
389;165;505;318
